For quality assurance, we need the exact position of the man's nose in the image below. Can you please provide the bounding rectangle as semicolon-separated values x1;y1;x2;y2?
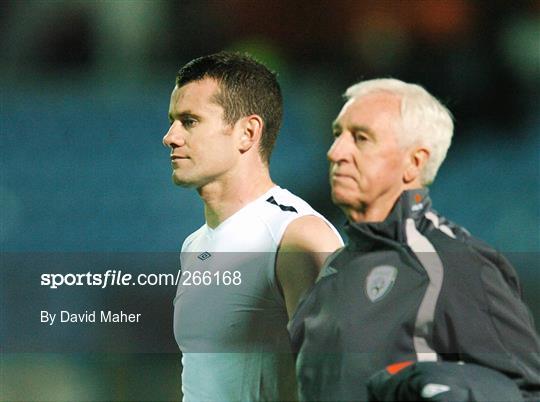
327;134;350;163
163;122;184;148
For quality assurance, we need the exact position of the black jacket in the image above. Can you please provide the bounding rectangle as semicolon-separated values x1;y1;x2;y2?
289;189;540;401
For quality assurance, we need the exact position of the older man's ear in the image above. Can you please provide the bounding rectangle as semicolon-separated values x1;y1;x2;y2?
403;147;430;185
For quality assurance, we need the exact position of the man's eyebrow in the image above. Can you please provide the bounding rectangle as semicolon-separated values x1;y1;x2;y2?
331;122;375;138
168;111;200;121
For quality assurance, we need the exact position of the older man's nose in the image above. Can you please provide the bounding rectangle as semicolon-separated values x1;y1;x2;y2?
327;134;350;163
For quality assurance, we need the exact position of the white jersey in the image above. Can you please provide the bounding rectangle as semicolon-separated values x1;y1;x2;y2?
173;186;342;401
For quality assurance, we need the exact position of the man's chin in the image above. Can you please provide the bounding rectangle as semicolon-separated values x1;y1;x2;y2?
331;191;363;212
331;190;352;208
172;174;194;188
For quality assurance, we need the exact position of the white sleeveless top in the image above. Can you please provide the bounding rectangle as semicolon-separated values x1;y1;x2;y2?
173;186;342;401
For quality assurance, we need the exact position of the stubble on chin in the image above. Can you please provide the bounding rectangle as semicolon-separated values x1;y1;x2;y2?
172;172;191;187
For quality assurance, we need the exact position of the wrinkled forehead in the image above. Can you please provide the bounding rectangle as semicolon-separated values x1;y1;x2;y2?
343;91;401;115
336;91;402;128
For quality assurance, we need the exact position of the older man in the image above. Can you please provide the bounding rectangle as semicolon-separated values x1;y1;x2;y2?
289;79;540;401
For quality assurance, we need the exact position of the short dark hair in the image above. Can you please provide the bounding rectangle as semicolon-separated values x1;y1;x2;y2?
176;51;283;163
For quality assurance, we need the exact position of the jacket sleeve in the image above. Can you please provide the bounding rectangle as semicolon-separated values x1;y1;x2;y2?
434;245;540;401
367;361;524;402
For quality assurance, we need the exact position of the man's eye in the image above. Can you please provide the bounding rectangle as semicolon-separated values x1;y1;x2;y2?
182;118;197;128
354;133;367;142
332;131;341;138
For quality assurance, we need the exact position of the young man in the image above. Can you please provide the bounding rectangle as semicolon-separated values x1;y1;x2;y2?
289;78;540;401
163;52;343;401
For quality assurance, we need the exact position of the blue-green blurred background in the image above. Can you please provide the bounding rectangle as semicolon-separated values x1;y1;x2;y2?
1;1;539;401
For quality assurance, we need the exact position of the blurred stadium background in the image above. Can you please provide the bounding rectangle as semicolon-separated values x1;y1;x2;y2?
1;1;539;401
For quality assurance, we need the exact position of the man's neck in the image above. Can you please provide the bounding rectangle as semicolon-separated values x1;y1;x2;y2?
199;170;274;229
346;201;395;224
346;185;423;224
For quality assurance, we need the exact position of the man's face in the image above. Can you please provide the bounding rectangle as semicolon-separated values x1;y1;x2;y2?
328;92;409;219
163;78;239;188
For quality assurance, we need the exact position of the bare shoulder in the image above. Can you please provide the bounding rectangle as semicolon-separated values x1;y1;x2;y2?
276;215;342;318
279;215;343;252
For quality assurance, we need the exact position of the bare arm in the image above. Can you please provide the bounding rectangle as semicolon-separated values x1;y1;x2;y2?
276;215;343;319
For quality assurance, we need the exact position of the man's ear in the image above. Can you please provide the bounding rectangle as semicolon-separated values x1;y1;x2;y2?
404;146;430;184
238;115;263;153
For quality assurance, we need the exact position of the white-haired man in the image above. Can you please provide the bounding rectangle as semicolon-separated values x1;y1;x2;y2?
289;79;540;401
